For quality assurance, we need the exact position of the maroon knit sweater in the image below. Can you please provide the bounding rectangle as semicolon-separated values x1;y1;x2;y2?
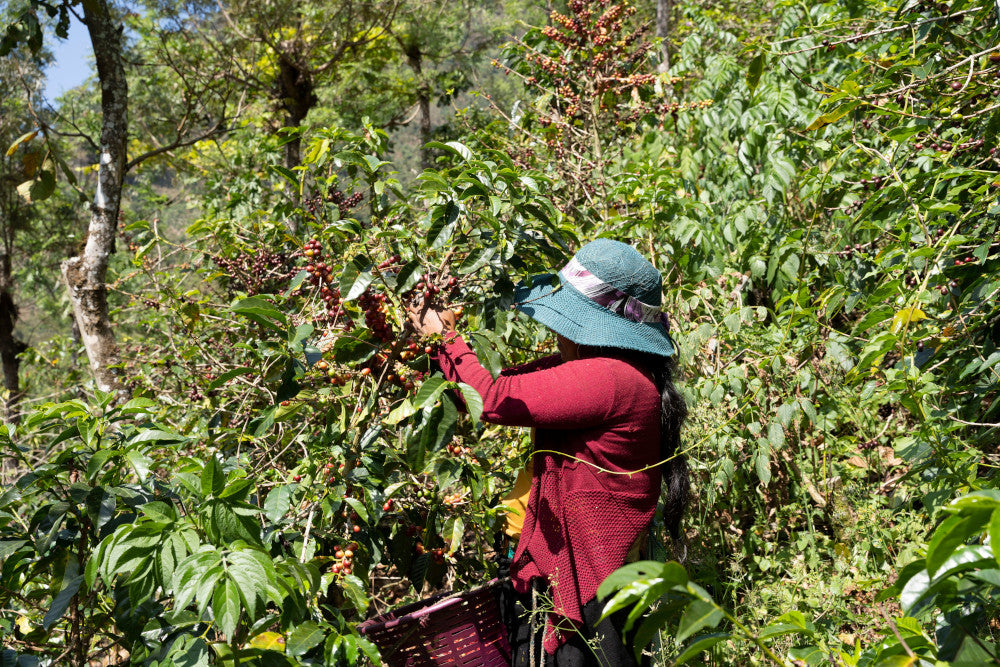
434;335;662;653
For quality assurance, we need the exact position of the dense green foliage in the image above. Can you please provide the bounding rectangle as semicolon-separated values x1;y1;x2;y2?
0;0;998;664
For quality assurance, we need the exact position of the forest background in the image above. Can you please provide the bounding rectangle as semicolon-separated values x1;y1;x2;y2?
0;0;998;664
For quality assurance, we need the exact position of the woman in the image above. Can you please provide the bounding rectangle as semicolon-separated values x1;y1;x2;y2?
408;238;688;666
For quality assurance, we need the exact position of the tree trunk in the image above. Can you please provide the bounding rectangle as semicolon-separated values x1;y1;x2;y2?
276;50;317;234
0;254;25;423
656;0;672;72
406;47;431;170
418;89;431;170
278;53;318;171
62;0;127;395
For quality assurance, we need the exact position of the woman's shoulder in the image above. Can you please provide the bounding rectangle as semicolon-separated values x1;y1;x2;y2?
573;349;655;373
564;353;658;394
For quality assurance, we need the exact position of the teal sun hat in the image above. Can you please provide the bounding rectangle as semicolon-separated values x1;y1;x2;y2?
513;238;676;357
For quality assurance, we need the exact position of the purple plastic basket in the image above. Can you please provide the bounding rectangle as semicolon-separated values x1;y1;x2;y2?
357;579;510;666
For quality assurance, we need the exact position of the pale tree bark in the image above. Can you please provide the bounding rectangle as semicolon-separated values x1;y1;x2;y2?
656;0;672;72
404;46;432;170
61;0;127;395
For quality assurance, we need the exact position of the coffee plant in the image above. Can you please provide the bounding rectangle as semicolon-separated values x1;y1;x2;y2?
1;0;998;663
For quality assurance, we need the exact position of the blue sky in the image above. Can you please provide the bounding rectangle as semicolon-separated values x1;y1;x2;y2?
44;11;93;102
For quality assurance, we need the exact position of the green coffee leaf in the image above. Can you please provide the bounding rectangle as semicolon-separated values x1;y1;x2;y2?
991;508;1000;569
212;577;241;638
287;621;325;657
673;633;731;665
201;457;225;498
926;513;988;577
746;52;765;96
676;599;724;643
457;383;483;424
42;575;83;630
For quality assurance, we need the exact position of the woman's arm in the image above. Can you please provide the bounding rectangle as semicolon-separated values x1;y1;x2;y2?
433;335;617;429
500;352;563;376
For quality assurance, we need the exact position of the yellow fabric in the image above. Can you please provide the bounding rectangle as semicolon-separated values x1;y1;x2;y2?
501;458;534;538
501;428;535;538
498;429;649;555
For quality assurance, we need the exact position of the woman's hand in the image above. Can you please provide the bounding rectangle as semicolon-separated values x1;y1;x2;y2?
406;303;457;336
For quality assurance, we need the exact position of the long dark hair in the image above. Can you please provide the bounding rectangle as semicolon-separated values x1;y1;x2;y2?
645;353;689;540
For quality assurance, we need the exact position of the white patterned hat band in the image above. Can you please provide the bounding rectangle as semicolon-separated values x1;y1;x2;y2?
559;257;671;331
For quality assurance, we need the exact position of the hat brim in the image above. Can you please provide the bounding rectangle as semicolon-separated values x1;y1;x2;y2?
513;273;676;358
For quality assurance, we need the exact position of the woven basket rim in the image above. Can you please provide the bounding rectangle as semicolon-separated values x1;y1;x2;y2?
358;578;502;633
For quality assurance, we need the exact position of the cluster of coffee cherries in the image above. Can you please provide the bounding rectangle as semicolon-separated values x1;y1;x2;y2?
400;340;435;362
495;0;658;140
212;248;296;296
330;544;356;577
938;281;960;295
118;218;140;255
314;359;350;386
374;254;403;275
935;255;977;294
858;438;880;451
410;271;458;304
302;188;364;222
442;491;466;507
858;176;885;191
446;442;473;459
844;198;866;216
322;460;346;484
328;189;364;218
302;240;336;287
913;133;986;154
301;239;354;328
320;288;349;328
413;541;449;565
339;505;364;535
358;290;393;343
383;367;425;392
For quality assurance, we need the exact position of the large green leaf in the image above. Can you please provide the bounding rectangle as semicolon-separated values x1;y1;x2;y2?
926;513;989;577
759;610;816;639
341;574;369;613
158;531;190;589
597;560;688;602
426;201;459;249
287;621;325;657
201;457;225;498
746;52;765;96
228;548;272;617
205;500;261;545
230;296;287;330
991;508;1000;569
263;484;295;523
676;599;724;643
340;254;373;302
426;140;473;161
457;383;483;424
212;577;241;638
16;169;55;202
42;575;83;630
412;375;446;409
385;399;416;424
